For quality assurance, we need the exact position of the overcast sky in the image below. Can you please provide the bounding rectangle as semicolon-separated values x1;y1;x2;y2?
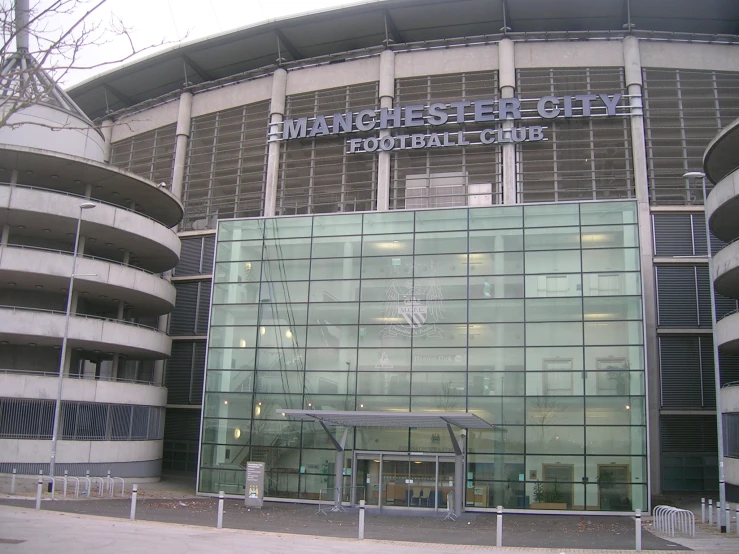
65;0;376;86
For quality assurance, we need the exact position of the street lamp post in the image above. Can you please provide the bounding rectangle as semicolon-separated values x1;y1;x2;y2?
48;201;96;488
683;171;726;532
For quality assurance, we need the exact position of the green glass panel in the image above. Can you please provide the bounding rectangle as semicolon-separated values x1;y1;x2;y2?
415;208;468;232
214;261;261;283
218;219;264;241
355;428;410;451
412;324;468;347
253;281;309;303
414;254;468;277
362;234;413;257
526;396;584;425
201;418;251;445
526;322;583;347
216;240;263;262
469;229;523;252
585;397;646;426
254;371;305;394
312;213;363;236
363;211;414;235
468;252;523;275
580;201;637;226
310;280;360;302
582;248;640;272
263;217;313;239
308;302;359;325
584;370;645;396
306;325;358;348
469;205;523;230
586;345;644;371
471;323;524;347
469;275;524;299
210;326;259;348
525;426;584;454
252;393;303;413
255;348;305;371
257;326;307;348
360;279;401;301
411;394;466;412
584;321;643;345
310;257;361;280
524;203;579;228
262;259;311;280
468;397;525;425
525;298;583;322
415;231;468;255
363;256;414;279
468;348;524;371
304;348;357;371
583;297;642;321
585;426;646;456
525;372;584;396
358;325;412;348
205;371;254;394
256;303;308;326
525;274;582;297
357;371;410;395
410;428;456;452
304;371;355;395
525;250;581;274
263;238;312;259
312;235;362;258
525;227;581;251
468;371;525;396
416;276;468;299
356;348;411;371
526;347;584;371
582;225;639;249
207;348;256;370
203;392;253;419
304;395;355;411
468;427;525;454
211;305;259;326
582;272;641;296
411;348;467;371
469;299;524;322
355;396;410;412
212;283;261;304
358;301;393;325
411;371;467;396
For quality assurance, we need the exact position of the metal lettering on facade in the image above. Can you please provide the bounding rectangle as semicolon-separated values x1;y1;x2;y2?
276;93;626;153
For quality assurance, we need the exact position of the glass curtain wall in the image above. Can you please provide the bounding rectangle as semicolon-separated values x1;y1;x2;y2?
201;201;647;511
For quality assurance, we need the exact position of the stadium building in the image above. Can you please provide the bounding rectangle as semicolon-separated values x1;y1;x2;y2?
32;0;739;510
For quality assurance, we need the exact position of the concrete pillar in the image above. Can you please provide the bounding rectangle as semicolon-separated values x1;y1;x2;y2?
264;68;287;217
122;250;130;266
624;35;659;497
84;183;92;198
171;91;193;202
101;119;114;163
10;168;18;185
376;49;395;211
1;224;9;247
498;38;517;205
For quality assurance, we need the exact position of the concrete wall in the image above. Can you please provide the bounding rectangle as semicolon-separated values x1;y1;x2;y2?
0;373;166;405
0;104;105;162
395;44;498;78
515;41;623;68
0;438;162;465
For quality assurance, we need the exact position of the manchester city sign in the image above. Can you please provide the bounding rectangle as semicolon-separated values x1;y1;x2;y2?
277;93;627;153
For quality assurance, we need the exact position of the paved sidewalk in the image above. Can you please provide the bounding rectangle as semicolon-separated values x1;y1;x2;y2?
0;506;726;554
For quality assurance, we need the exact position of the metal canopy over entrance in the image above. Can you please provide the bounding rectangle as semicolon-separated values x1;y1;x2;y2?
280;410;494;516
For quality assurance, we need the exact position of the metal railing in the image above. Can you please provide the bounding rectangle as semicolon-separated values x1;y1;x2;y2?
0;182;175;228
653;505;695;537
2;243;166;279
0;304;165;334
0;368;159;386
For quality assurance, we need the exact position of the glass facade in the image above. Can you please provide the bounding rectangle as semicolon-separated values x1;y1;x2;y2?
201;200;646;511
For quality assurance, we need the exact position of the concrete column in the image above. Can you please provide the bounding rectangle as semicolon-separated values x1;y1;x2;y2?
498;38;517;204
153;269;173;386
122;250;130;266
84;183;92;198
376;49;395;211
171;91;193;202
264;68;287;217
111;355;120;379
1;224;9;246
101;119;114;163
10;168;18;185
624;35;660;497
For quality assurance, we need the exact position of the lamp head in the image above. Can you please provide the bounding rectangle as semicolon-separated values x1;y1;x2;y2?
79;202;96;209
682;172;705;179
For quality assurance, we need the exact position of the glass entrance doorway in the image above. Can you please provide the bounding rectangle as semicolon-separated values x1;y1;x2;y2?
354;453;456;511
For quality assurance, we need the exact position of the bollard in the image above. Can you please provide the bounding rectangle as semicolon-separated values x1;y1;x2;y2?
63;470;68;498
10;468;16;494
496;505;503;547
217;491;224;529
701;497;706;523
358;499;365;540
709;499;713;525
717;502;721;531
725;503;730;534
35;476;42;511
635;509;642;552
130;484;138;521
735;505;738;536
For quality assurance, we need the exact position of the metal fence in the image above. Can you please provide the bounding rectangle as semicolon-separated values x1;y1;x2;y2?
0;398;164;441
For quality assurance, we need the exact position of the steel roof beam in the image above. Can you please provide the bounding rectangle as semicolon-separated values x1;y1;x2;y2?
383;10;403;45
182;54;214;83
274;29;303;61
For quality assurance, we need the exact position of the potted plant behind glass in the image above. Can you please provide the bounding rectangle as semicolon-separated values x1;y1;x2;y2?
530;479;567;510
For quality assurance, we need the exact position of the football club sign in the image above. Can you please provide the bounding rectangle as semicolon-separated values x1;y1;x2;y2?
383;279;444;337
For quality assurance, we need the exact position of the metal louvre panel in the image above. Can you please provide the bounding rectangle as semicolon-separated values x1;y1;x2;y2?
163;408;202;443
196;281;211;334
202;236;216;274
392;72;501;209
109;124;176;183
659;336;702;408
656;266;698;327
516;67;633;203
726;414;739;458
642;68;739;205
652;213;694;256
695;266;715;328
692;213;727;255
699;339;717;409
279;83;379;215
191;342;207;405
166;342;196;404
718;351;739;387
183;102;269;231
175;237;204;276
660;414;718;453
169;282;198;335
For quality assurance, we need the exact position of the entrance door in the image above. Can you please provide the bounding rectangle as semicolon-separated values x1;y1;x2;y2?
353;453;455;511
542;464;574;508
598;464;631;510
